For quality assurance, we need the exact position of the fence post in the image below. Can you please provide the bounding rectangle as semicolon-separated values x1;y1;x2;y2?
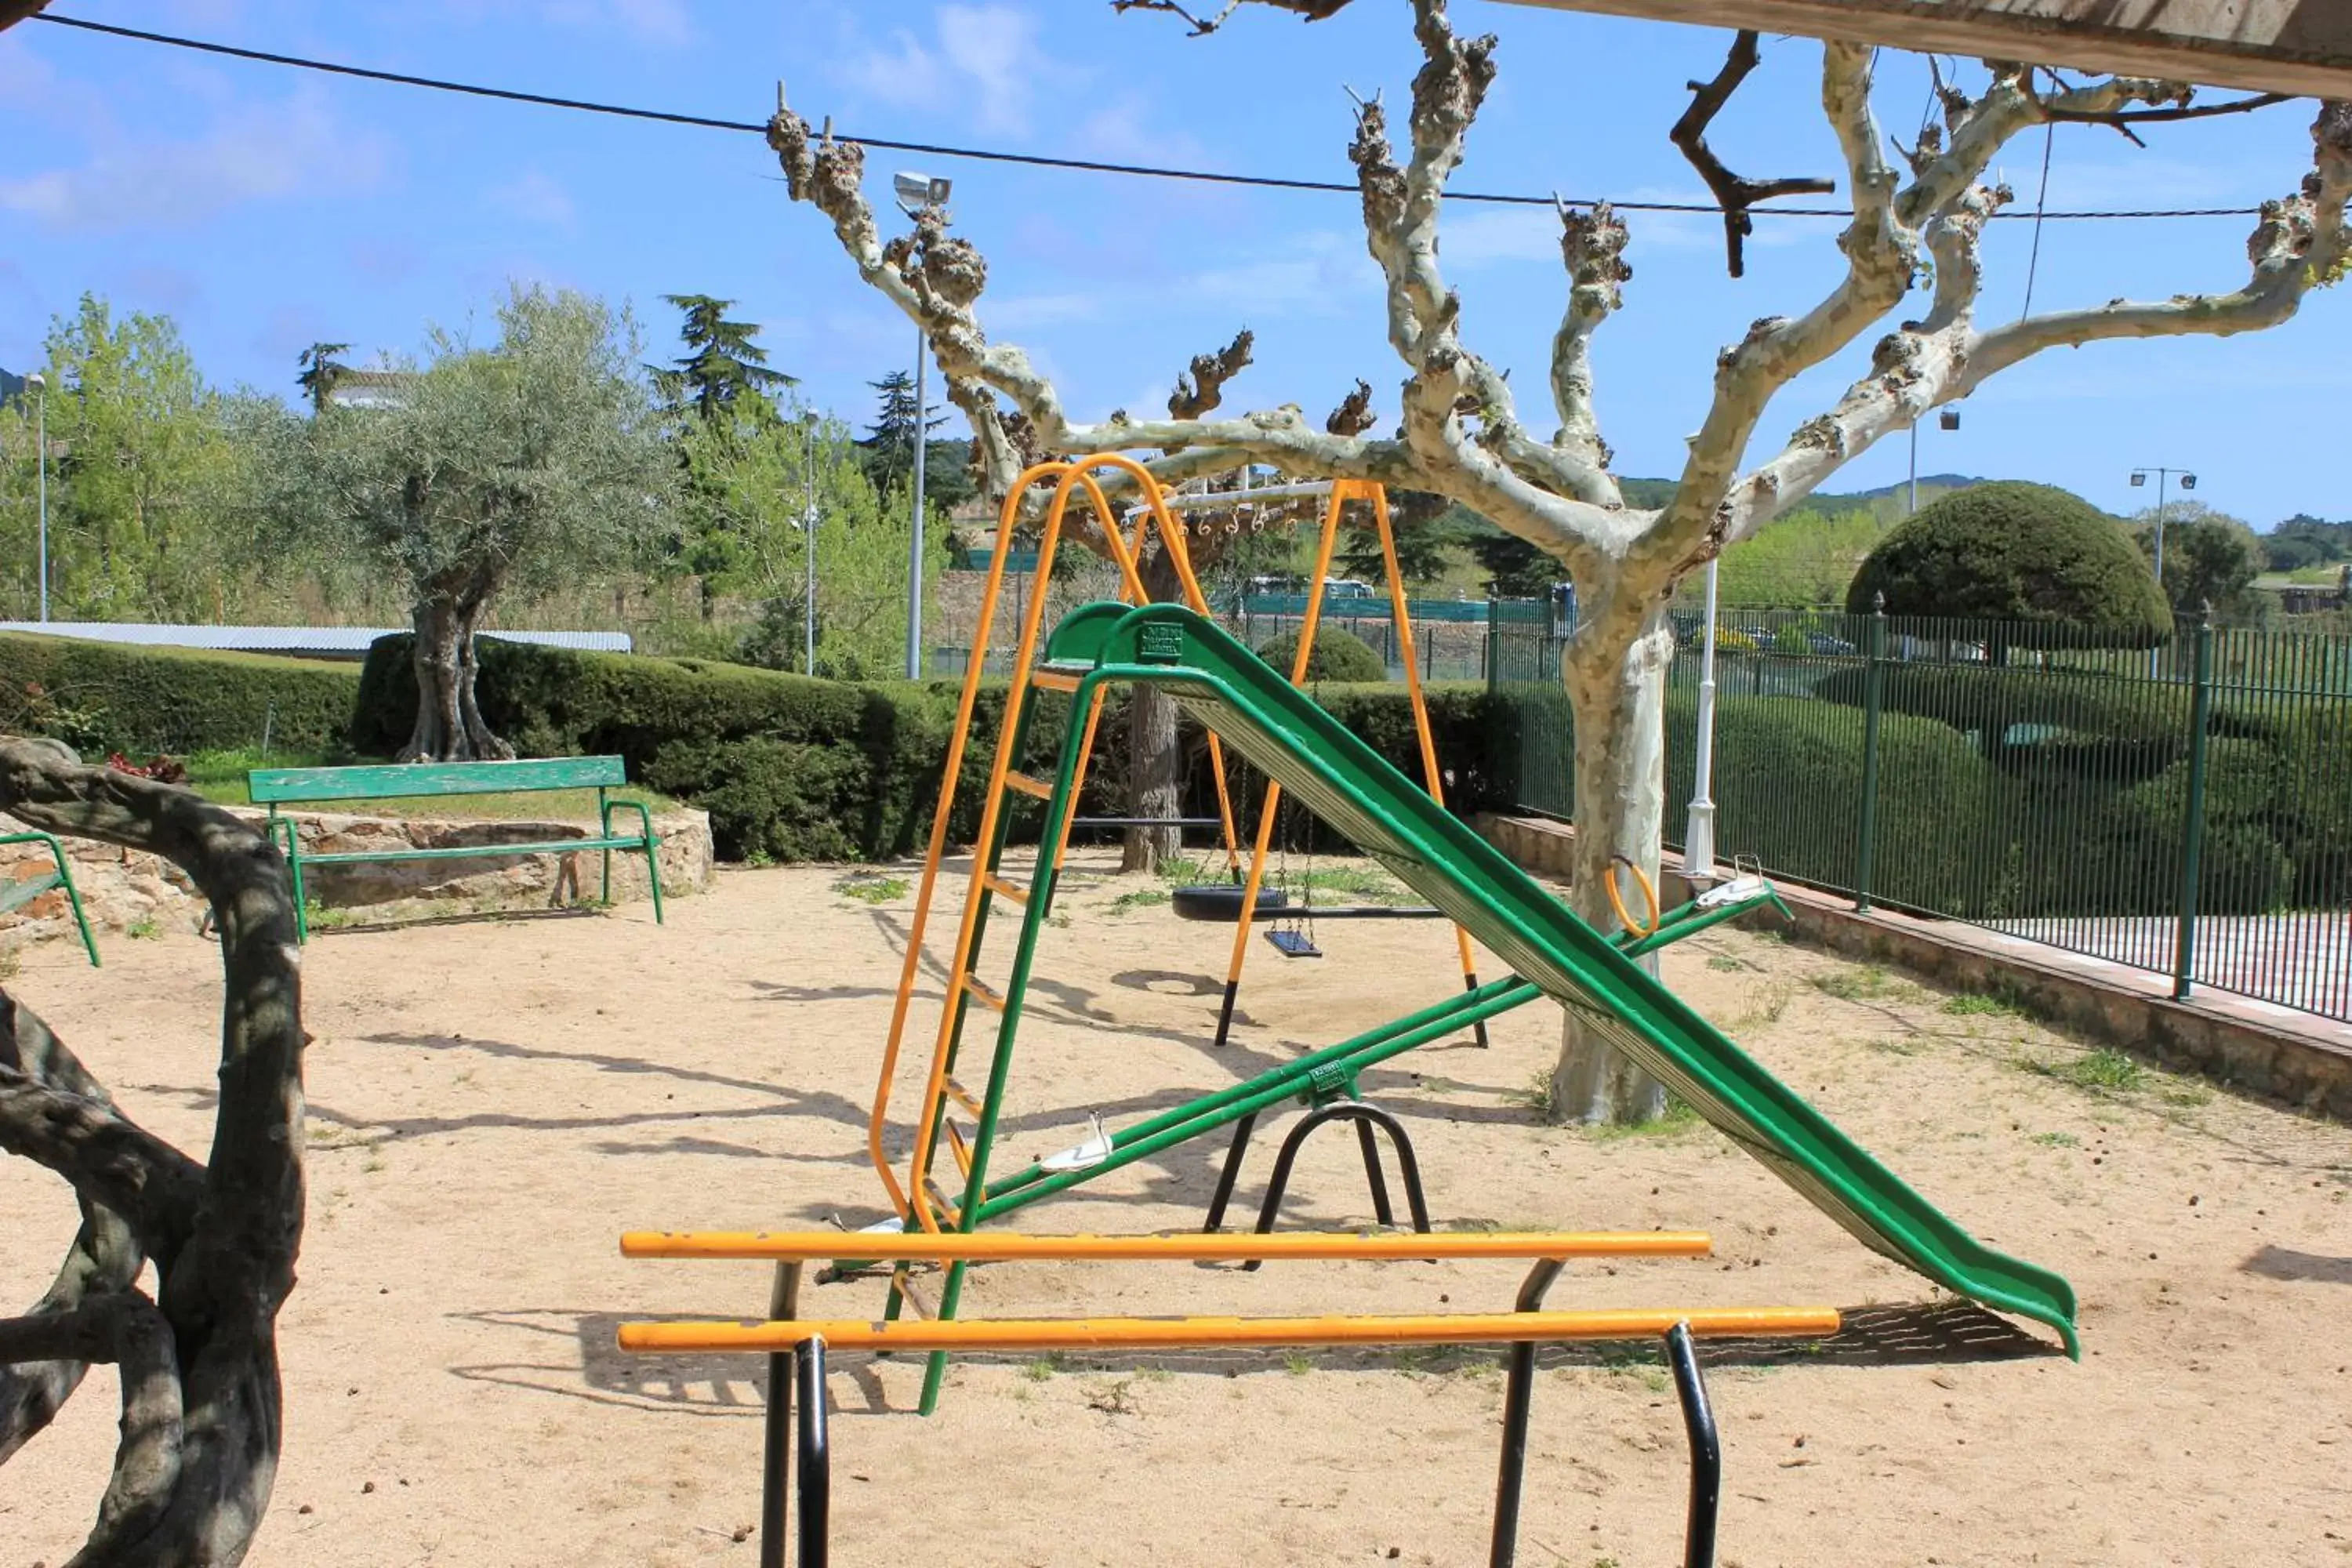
1854;594;1887;913
2172;606;2216;1001
1485;593;1501;694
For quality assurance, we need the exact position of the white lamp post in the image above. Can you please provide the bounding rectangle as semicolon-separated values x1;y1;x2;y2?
801;412;820;676
26;371;47;622
893;170;953;679
2129;466;2198;584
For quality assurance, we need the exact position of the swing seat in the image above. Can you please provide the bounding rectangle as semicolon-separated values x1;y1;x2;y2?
1171;884;1291;923
1265;928;1323;958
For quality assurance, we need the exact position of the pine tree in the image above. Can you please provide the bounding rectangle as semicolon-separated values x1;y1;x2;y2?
296;341;350;412
859;369;974;510
660;294;794;421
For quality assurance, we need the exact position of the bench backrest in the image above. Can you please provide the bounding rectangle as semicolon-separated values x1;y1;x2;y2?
249;755;628;804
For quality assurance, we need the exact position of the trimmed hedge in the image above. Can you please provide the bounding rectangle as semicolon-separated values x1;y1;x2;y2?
1847;481;2172;645
0;632;361;757
358;635;1517;862
1255;627;1386;683
1662;688;2002;916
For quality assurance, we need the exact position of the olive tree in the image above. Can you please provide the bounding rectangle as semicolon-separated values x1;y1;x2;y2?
0;741;305;1567
767;0;2351;1120
265;284;674;762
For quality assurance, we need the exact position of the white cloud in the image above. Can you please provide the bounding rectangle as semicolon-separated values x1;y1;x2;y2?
1182;231;1378;315
843;5;1043;136
0;85;392;234
482;169;577;229
985;292;1104;331
1438;206;1558;268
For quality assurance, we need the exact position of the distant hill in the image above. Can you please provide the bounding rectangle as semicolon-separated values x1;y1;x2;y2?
1611;474;1987;515
0;369;22;403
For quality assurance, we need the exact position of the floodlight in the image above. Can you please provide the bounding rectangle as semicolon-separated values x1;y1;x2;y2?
2130;471;2147;487
24;372;42;392
2179;474;2197;491
894;172;952;212
1938;409;1961;431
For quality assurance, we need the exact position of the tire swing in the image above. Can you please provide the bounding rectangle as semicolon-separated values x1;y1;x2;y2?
1170;750;1289;925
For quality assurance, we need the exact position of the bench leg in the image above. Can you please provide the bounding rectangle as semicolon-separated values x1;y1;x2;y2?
643;837;664;925
41;836;99;968
267;815;309;943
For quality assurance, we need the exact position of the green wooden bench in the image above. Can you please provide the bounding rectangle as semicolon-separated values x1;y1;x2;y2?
0;831;100;967
249;757;664;942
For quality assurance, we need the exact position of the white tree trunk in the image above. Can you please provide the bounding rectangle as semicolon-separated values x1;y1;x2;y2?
1548;604;1675;1123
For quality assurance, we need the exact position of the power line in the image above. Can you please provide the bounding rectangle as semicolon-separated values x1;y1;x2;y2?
32;10;2270;223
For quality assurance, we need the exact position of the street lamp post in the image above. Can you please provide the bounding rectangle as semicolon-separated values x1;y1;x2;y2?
2129;466;2198;585
894;171;953;680
26;371;47;622
1906;406;1962;515
801;412;820;677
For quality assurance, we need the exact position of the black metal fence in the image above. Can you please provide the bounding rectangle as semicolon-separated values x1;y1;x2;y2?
1491;603;2352;1025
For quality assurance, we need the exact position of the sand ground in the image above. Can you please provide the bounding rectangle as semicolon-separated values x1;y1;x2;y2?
5;852;2348;1567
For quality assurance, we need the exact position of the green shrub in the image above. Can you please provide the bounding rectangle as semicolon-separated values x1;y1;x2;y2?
1664;689;2005;915
1847;481;2172;648
358;634;1507;863
1255;626;1385;683
0;633;360;758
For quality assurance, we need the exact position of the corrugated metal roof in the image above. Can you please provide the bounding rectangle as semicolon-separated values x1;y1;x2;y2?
0;622;633;655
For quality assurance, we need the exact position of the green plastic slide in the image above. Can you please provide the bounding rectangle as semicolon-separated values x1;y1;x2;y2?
1044;601;2080;1356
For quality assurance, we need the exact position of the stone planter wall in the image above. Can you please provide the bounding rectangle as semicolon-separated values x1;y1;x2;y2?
0;807;713;949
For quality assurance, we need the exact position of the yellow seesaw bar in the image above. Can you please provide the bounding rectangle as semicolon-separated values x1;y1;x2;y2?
618;1229;1715;1263
619;1305;1841;1355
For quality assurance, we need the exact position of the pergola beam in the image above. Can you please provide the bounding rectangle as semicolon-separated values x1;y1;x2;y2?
1483;1;2352;98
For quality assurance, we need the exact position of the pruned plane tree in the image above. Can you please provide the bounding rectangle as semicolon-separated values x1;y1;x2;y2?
767;0;2351;1121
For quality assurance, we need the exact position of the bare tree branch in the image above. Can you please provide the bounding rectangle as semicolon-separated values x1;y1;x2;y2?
1669;31;1837;277
1169;330;1254;419
1326;379;1378;436
1110;0;1348;32
1551;200;1630;490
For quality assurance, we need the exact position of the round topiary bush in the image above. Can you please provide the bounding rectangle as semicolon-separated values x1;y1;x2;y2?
1256;626;1386;682
1846;481;2172;647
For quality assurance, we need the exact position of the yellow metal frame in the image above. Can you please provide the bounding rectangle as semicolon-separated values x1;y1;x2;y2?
1218;479;1482;1015
620;1305;1841;1355
621;1229;1715;1262
873;456;1235;1233
871;465;1491;1244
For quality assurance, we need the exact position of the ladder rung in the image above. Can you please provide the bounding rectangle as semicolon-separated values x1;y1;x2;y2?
1004;771;1053;800
1027;667;1083;694
944;1120;974;1178
962;974;1007;1012
981;872;1028;906
941;1076;984;1117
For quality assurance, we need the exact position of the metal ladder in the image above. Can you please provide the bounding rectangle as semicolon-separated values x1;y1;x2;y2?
863;456;1236;1413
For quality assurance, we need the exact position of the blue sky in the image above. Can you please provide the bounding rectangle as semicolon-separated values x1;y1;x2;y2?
3;0;2346;524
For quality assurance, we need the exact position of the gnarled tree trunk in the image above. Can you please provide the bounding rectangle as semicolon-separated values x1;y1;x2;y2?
402;571;516;764
1548;604;1675;1123
1122;545;1189;873
0;737;306;1566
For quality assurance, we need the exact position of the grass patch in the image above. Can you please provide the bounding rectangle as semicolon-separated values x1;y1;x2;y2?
1704;954;1745;973
1283;1352;1313;1376
1581;1100;1704;1142
2030;1131;2081;1148
1107;887;1170;916
834;874;909;905
1942;991;2023;1018
125;915;161;940
1809;965;1915;1003
2020;1047;2149;1094
1727;984;1793;1030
